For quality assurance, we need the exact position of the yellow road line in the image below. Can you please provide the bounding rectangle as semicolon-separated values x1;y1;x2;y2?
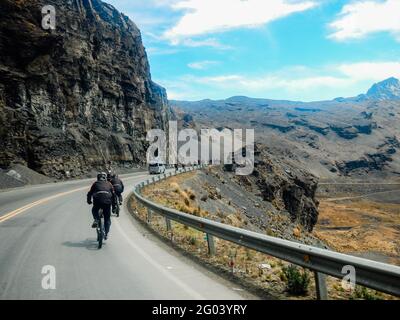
0;174;147;224
0;186;88;224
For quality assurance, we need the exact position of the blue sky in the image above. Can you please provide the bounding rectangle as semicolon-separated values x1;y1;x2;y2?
106;0;400;101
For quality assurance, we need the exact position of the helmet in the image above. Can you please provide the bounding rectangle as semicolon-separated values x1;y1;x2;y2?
97;172;107;182
106;170;112;180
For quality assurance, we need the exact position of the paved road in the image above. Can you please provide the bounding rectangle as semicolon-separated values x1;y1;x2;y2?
323;189;400;202
0;171;252;300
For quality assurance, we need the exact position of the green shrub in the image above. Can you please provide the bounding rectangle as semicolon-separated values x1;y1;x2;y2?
189;236;197;246
350;286;381;300
282;265;310;295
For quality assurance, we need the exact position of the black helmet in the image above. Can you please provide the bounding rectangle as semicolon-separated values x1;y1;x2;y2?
97;172;107;182
106;170;112;180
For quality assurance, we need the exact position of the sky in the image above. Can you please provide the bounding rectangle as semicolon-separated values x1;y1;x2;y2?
105;0;400;102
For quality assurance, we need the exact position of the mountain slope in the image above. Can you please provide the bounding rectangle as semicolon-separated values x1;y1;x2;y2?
172;79;400;180
0;0;171;178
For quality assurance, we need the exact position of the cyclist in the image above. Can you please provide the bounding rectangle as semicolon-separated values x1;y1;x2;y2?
110;173;124;206
87;172;115;240
106;169;113;182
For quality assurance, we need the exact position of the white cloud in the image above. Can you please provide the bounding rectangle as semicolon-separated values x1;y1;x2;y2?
146;47;180;55
329;0;400;41
181;38;232;49
164;0;317;42
201;75;243;83
195;61;400;89
166;90;190;100
338;61;400;80
190;74;352;93
127;13;170;28
188;60;219;70
159;61;400;101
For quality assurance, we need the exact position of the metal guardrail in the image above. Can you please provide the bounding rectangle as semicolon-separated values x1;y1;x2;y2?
133;165;400;299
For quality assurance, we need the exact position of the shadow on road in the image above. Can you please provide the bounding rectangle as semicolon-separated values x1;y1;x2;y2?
62;239;101;251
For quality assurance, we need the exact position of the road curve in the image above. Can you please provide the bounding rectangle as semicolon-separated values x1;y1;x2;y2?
0;171;253;300
323;189;400;202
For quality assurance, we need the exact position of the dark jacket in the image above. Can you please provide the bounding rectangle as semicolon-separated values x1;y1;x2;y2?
87;181;115;205
110;177;124;194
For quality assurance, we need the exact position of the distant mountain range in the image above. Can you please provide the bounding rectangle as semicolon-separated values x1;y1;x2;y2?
171;78;400;180
333;77;400;102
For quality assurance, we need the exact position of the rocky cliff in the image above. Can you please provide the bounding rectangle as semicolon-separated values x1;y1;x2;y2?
252;145;319;231
227;144;319;231
0;0;171;178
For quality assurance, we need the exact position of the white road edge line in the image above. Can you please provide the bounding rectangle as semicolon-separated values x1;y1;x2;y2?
114;218;206;300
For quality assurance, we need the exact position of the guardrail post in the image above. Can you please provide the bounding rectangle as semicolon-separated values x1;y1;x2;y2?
147;208;153;223
165;218;172;231
206;234;216;256
314;272;328;300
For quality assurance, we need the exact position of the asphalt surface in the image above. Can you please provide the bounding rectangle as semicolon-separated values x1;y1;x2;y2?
0;171;252;300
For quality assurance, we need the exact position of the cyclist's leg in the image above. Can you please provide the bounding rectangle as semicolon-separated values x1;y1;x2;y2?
111;195;117;213
103;204;112;235
117;192;123;204
92;205;100;219
92;205;100;227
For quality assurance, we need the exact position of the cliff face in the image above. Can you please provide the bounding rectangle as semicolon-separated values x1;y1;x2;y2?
0;0;171;178
220;144;319;231
247;144;319;231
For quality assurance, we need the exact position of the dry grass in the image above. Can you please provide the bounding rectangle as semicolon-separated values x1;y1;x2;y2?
314;199;400;265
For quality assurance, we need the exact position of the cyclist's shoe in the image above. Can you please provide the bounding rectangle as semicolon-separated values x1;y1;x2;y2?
104;233;108;240
91;220;98;228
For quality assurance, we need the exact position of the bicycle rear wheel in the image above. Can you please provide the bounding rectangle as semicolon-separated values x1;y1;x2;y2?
97;209;105;249
97;219;103;249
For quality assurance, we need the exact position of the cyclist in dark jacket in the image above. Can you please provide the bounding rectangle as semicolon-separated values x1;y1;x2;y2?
110;174;124;205
87;172;115;239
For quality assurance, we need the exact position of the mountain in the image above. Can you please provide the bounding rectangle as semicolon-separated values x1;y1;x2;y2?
0;0;171;178
171;79;400;180
365;77;400;100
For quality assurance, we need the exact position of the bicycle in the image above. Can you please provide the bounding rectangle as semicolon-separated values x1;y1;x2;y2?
112;196;120;217
114;200;120;217
96;208;105;249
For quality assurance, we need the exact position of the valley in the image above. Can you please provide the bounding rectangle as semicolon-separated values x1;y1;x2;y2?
171;78;400;181
170;79;400;267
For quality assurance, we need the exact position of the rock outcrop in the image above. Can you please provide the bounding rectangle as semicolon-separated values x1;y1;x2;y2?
0;0;171;178
251;145;319;231
223;144;319;231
